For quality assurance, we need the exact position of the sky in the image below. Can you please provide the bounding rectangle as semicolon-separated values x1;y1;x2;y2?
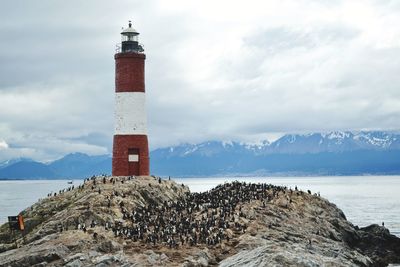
0;0;400;162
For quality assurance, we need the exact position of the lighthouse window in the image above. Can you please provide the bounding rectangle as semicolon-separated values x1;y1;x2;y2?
128;148;139;162
125;35;137;42
122;35;139;42
128;154;139;162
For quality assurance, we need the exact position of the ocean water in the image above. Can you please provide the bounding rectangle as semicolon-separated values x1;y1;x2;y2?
0;176;399;237
0;179;83;224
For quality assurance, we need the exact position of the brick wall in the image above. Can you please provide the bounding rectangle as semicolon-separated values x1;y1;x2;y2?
112;135;149;176
115;53;146;93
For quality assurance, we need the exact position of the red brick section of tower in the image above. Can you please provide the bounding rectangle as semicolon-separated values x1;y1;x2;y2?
112;21;149;176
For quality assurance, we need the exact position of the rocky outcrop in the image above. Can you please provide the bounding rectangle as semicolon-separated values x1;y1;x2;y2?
353;224;400;266
0;176;399;267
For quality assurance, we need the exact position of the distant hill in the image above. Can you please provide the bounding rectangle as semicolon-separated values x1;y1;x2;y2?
0;131;399;179
0;157;34;169
0;153;111;179
49;152;111;178
0;161;57;179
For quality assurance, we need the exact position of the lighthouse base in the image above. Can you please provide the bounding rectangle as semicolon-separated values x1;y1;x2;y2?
112;135;149;176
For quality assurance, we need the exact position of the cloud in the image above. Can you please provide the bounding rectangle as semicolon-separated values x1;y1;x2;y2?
0;140;8;150
0;0;400;162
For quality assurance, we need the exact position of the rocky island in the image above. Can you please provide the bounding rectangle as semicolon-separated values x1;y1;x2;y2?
0;176;399;267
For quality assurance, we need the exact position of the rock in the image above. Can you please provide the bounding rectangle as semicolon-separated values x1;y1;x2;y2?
183;250;212;267
160;253;168;261
88;250;101;258
96;240;122;253
146;250;160;265
353;224;400;266
65;259;83;267
197;257;208;267
94;255;117;265
196;249;211;266
66;252;85;261
0;243;70;267
0;176;398;267
220;244;360;267
32;262;48;267
95;263;109;267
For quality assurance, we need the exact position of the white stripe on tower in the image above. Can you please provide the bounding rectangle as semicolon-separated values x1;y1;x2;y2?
115;92;147;135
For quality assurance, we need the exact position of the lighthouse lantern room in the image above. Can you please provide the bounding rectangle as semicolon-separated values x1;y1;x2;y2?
120;21;144;53
112;21;149;176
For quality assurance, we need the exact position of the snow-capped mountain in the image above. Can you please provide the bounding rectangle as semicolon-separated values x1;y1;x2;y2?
153;141;256;158
268;131;400;153
150;131;400;176
152;131;400;157
0;158;34;169
1;131;399;178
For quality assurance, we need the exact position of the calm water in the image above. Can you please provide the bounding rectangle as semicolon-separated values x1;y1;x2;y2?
0;176;399;237
0;179;82;224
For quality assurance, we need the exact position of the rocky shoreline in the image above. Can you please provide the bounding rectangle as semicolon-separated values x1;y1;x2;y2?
0;176;399;266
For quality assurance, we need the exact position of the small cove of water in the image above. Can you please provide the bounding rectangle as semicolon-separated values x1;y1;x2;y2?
0;179;82;224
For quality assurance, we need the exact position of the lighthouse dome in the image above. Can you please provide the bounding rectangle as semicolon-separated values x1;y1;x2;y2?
121;27;139;35
121;21;139;36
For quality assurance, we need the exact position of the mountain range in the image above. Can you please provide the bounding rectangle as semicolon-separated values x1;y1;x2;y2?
1;131;399;179
0;154;111;179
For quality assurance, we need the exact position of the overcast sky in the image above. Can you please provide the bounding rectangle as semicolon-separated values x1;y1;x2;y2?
0;0;400;162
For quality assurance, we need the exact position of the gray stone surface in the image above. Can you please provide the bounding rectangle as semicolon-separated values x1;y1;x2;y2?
65;259;83;267
0;176;398;267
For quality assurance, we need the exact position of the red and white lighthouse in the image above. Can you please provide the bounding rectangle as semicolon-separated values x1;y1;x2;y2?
112;21;149;176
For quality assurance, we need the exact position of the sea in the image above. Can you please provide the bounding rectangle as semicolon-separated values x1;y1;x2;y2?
0;176;399;238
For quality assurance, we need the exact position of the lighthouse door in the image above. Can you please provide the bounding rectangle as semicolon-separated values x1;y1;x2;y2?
128;148;140;175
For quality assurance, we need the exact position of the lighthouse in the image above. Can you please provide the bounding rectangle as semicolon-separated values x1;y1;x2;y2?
112;21;149;176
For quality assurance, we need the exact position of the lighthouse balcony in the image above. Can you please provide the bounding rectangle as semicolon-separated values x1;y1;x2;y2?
116;42;144;53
